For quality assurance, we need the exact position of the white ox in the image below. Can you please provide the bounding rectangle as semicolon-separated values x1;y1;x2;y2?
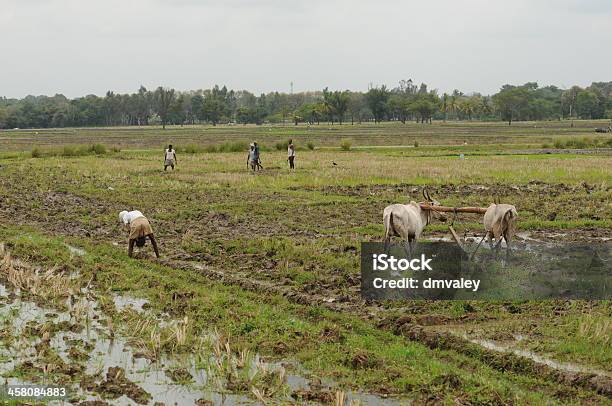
383;190;439;257
472;203;519;258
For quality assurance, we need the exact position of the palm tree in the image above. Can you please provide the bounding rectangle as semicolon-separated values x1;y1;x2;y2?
446;95;459;120
459;98;475;120
442;93;448;122
479;96;494;117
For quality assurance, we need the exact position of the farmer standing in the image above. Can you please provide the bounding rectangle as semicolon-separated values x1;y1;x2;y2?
119;210;160;258
247;142;261;171
253;141;262;170
287;139;296;169
164;144;177;171
247;143;256;171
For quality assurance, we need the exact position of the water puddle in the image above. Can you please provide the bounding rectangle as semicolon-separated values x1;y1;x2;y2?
66;244;86;256
0;282;252;405
1;286;405;405
113;293;149;313
430;232;571;249
467;336;611;378
0;242;407;405
283;363;403;405
515;232;544;243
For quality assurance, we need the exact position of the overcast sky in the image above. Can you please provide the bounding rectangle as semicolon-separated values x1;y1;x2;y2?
1;0;610;98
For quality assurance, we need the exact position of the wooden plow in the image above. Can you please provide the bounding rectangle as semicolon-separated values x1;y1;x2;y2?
419;204;489;254
418;204;487;214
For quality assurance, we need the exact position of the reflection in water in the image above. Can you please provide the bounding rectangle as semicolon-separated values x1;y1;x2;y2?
0;283;407;405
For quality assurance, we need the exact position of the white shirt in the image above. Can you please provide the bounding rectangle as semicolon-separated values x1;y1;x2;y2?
122;210;144;225
165;149;175;160
287;144;295;157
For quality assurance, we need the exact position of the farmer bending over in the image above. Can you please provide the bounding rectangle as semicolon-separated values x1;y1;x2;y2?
119;210;160;258
164;144;177;171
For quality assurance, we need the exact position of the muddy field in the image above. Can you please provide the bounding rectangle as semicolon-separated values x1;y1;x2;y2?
1;243;394;405
0;124;610;405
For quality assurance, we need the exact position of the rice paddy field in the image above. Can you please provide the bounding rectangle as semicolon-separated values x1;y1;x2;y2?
0;120;610;405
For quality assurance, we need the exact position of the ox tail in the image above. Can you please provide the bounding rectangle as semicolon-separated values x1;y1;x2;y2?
386;212;395;238
384;212;397;240
502;208;517;237
383;212;394;252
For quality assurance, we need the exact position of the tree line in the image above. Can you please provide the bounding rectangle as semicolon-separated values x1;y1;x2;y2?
1;80;610;129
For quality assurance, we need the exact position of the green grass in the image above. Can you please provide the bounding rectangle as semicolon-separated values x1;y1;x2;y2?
0;122;610;403
30;143;110;158
0;225;605;404
2;119;611;153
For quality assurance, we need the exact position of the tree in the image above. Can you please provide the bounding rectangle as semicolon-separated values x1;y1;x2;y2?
347;92;368;124
134;86;151;126
103;91;121;126
561;86;581;118
279;104;291;125
388;94;410;123
1;80;610;128
202;96;225;125
447;92;461;120
458;95;484;120
153;87;175;129
365;86;390;123
411;93;440;123
576;91;599;119
492;86;529;125
168;94;187;125
479;95;494;117
312;102;325;124
190;94;204;123
51;109;68;127
441;93;448;122
322;88;350;124
0;106;8;128
585;86;607;119
331;90;350;124
236;106;255;125
293;103;320;125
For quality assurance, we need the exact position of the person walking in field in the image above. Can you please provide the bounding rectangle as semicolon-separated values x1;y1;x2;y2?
287;139;296;169
164;144;177;171
119;210;160;258
247;142;262;171
247;143;256;171
254;141;262;170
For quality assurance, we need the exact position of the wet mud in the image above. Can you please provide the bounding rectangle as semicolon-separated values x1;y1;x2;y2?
0;243;404;405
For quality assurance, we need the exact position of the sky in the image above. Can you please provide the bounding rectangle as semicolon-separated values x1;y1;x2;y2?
1;0;610;98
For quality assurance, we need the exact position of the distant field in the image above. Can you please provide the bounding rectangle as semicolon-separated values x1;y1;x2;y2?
1;119;611;151
0;121;610;404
